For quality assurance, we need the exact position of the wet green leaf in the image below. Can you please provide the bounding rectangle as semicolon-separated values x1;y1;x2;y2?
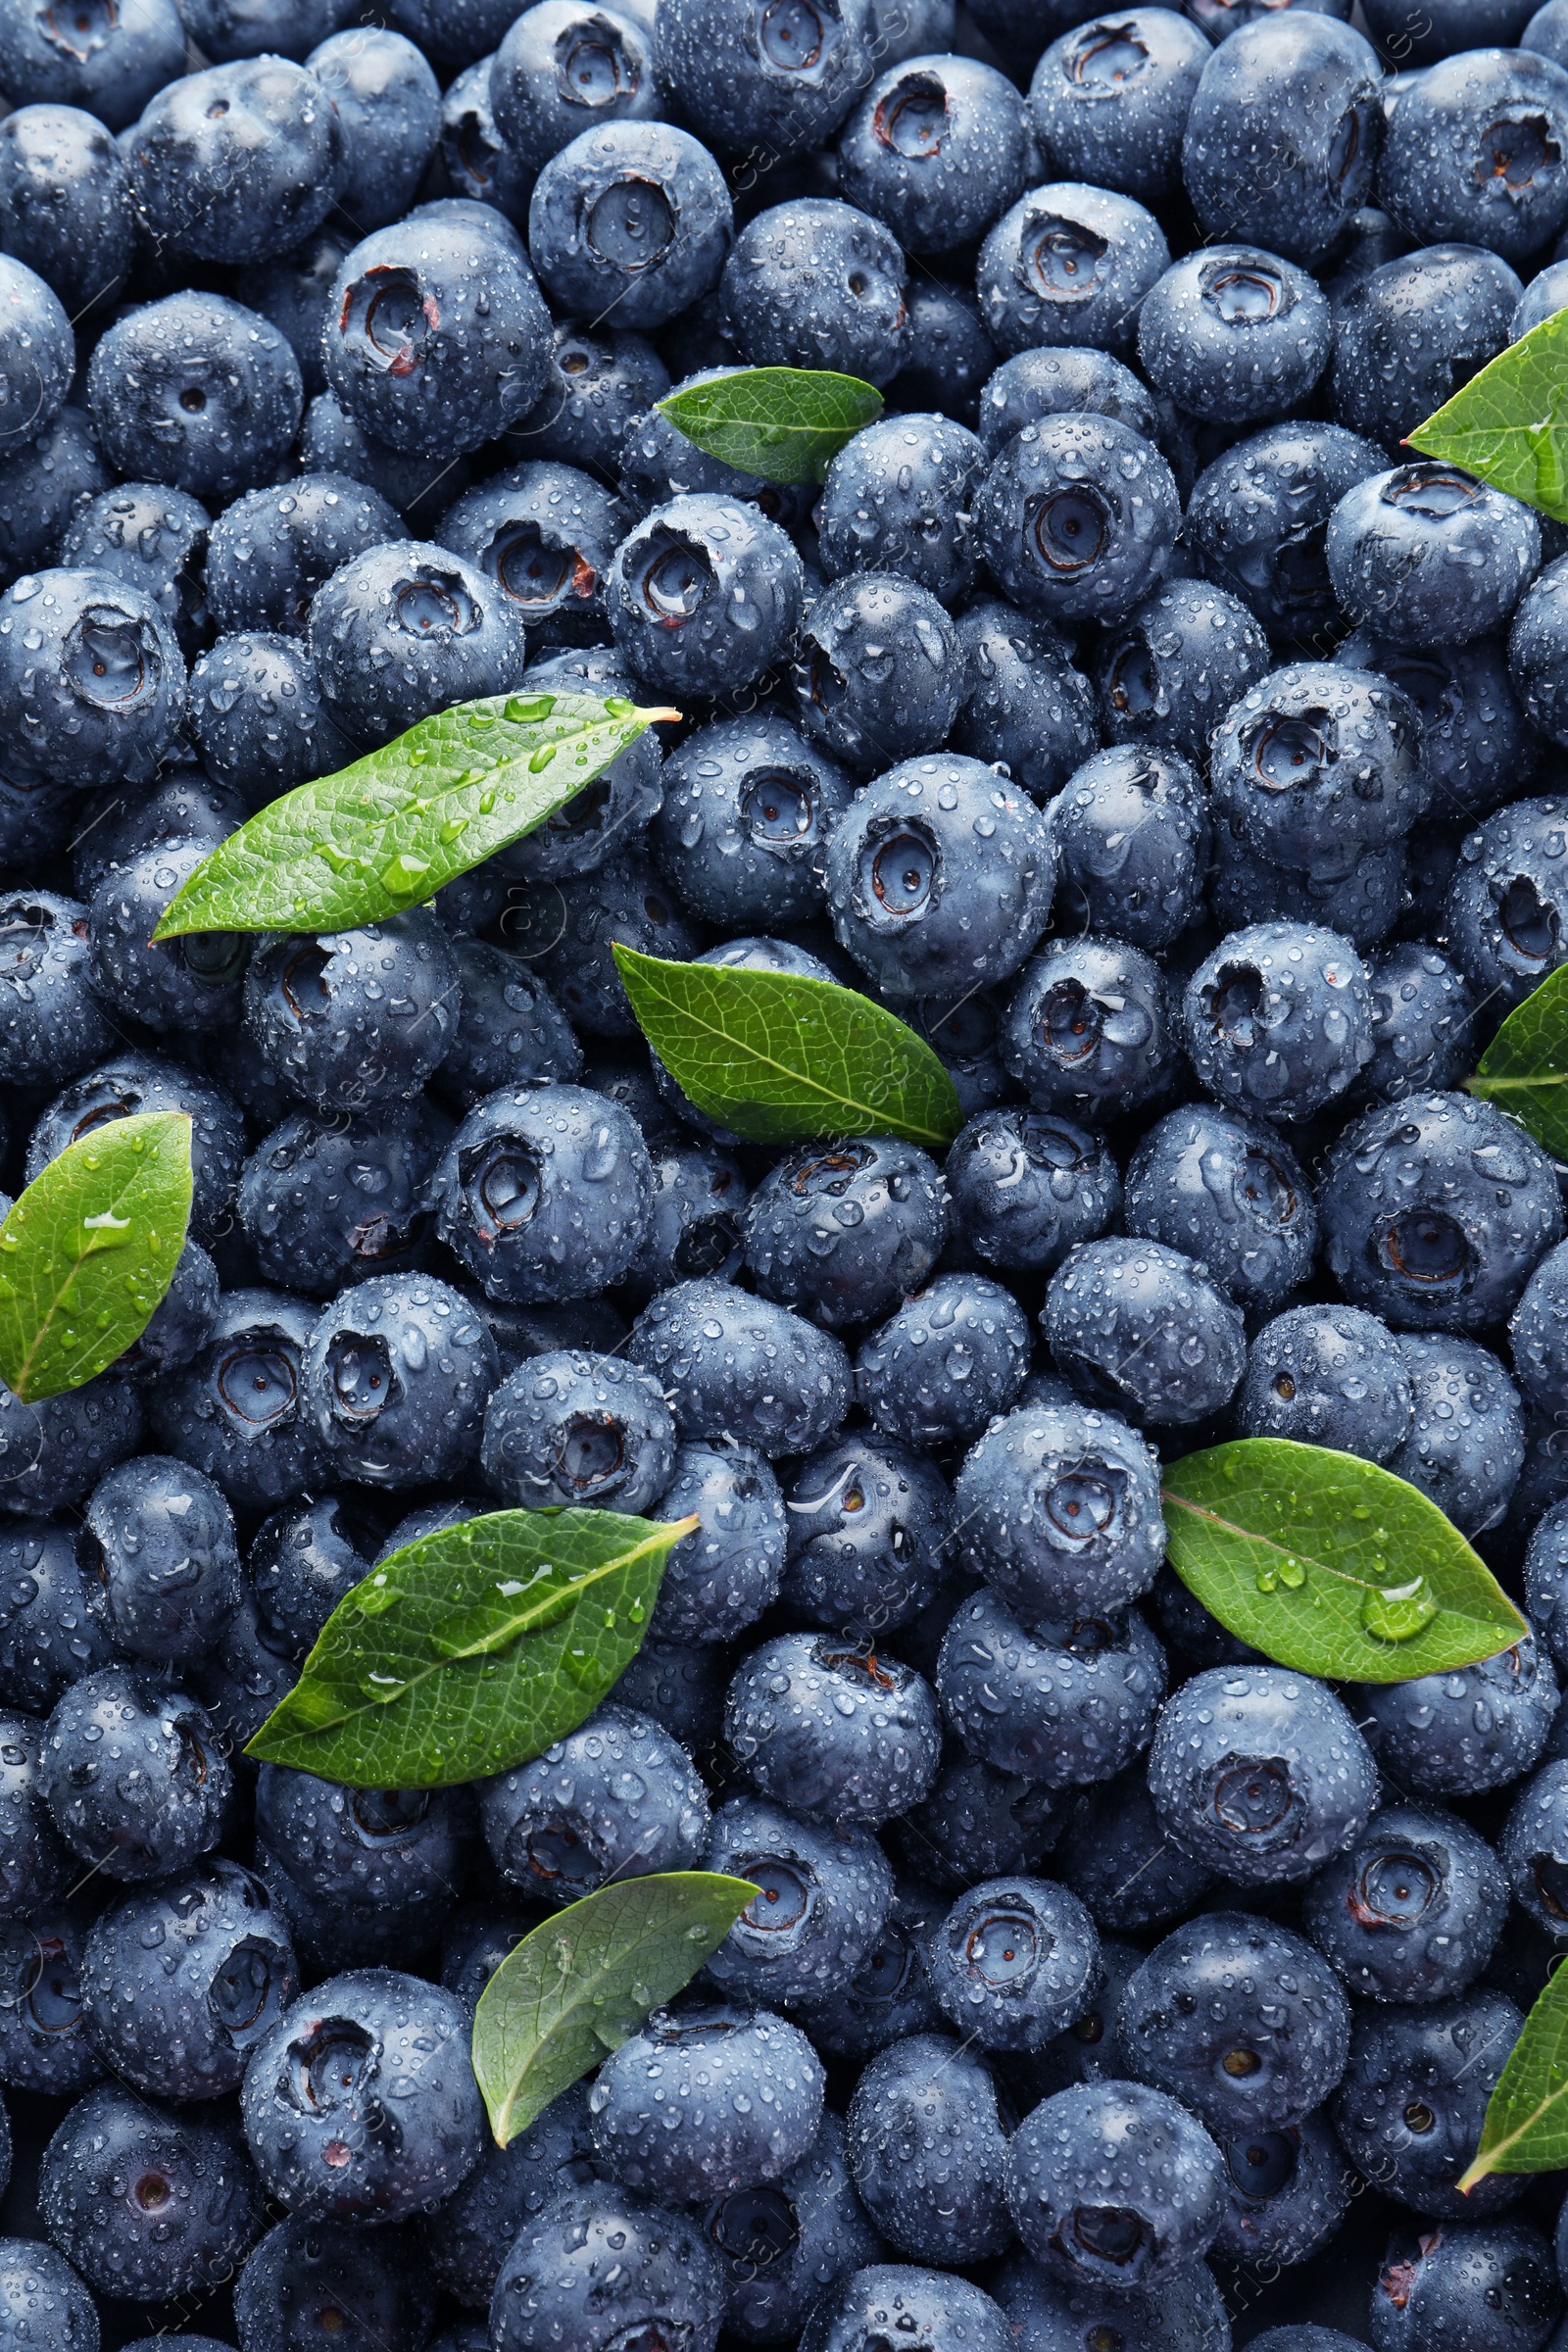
612;946;962;1149
1459;1959;1568;2187
1161;1438;1529;1683
246;1507;698;1788
0;1112;192;1402
657;366;883;485
1466;963;1568;1158
1407;310;1568;521
472;1873;758;2145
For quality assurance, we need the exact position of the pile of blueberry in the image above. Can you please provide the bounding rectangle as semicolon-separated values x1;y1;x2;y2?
14;0;1568;2348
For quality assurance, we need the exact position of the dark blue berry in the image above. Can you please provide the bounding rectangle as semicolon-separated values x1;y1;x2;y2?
1148;1664;1377;1885
846;2034;1013;2263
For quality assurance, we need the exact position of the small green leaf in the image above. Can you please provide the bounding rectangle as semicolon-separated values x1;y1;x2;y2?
1459;1960;1566;2188
245;1506;699;1788
612;947;963;1150
1161;1438;1529;1683
472;1872;759;2145
151;691;676;938
657;366;883;485
1407;310;1568;521
0;1112;193;1403
1466;963;1568;1157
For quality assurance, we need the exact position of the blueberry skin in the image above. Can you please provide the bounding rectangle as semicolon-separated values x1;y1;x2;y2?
0;0;184;129
247;909;462;1115
310;539;531;744
623;1134;746;1300
652;0;875;164
249;1494;380;1656
952;596;1099;802
301;386;471;528
1006;2080;1225;2290
1379;49;1568;262
491;2182;726;2352
87;292;303;504
1048;745;1208;951
80;1857;297;2103
236;2216;435;2352
894;1757;1061;1895
1334;1991;1527;2220
820;754;1054;999
796;571;966;770
630;1277;853;1456
0;1708;70;1914
780;1433;952;1635
0;1901;103;2094
0;564;184;789
1046;1238;1247;1428
978;415;1180;626
705;2109;886;2347
944;1108;1119;1279
238;1102;447;1298
531;120;730;334
1212;2107;1350;2272
40;1666;229;1886
1003;936;1175;1121
491;3;660;175
511;317;670;478
0;1375;142;1521
955;1399;1163;1621
1117;1912;1350;2137
744;1138;946;1332
241;1967;482;2222
791;1878;947;2058
1056;1766;1216;1934
989;2255;1229;2352
608;491;803;697
238;224;347;401
1149;1665;1378;1885
1332;245;1523;456
1306;1799;1507;2004
1321;1090;1566;1334
1361;943;1477;1102
590;1999;824;2198
480;1347;672;1510
40;2081;261;2299
1124;1103;1316;1315
437;56;534;229
1517;257;1568;344
977;346;1166;458
207;473;401;639
1182;17;1382;267
816;413;986;606
1239;1304;1414;1461
1329;466;1542;652
60;481;210;658
303;1273;499;1491
1210;661;1427;878
845;2036;1014;2263
837;55;1032;254
0;1523;116;1717
128;58;345;268
1528;1494;1568;1672
324;217;551;460
418;2075;595;2305
148;1287;326;1513
88;838;251;1036
938;1590;1168;1789
927;1875;1100;2053
1387;1334;1524;1536
0;106;132;321
0;891;114;1088
977;182;1170;359
1507;551;1568;750
307;28;440;230
857;1274;1030;1451
1139;245;1332;425
481;1702;710;1901
0;408;106;610
185;631;354;810
647;1442;784;1644
801;2267;1006;2352
255;1767;473;1925
434;1083;652;1305
1448;794;1568;1009
78;1454;239;1665
1030;10;1211;205
1357;1639;1559;1797
1370;2217;1561;2352
1185;921;1377;1124
725;1633;941;1827
437;461;626;648
1187;419;1386;644
651;714;853;929
26;1048;243;1250
181;0;349;57
704;1791;893;2007
1501;1758;1568;1939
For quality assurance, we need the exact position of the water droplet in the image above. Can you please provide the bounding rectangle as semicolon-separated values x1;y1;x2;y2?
1362;1576;1440;1643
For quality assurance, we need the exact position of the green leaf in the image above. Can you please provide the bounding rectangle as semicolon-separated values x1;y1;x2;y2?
0;1112;192;1403
472;1872;759;2145
1407;310;1568;521
612;946;963;1150
151;691;675;939
1458;1959;1566;2187
1160;1438;1529;1684
245;1506;699;1788
656;366;883;485
1465;963;1568;1157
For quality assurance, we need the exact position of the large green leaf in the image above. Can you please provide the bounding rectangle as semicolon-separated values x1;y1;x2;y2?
246;1507;697;1788
1458;1960;1566;2187
1407;310;1568;521
0;1112;192;1402
1466;963;1568;1157
612;946;963;1149
472;1873;758;2145
152;691;673;938
657;367;883;485
1161;1439;1529;1683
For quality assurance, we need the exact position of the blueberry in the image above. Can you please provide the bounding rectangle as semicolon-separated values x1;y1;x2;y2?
149;1288;325;1512
1046;1238;1247;1428
491;2183;726;2352
1030;10;1211;204
893;1754;1061;1894
837;56;1031;255
77;1454;238;1665
1140;245;1332;424
977;415;1180;626
646;715;851;934
0;1520;117;1717
639;1441;783;1645
791;1878;947;2059
0;564;184;789
1387;1334;1524;1535
1055;1766;1217;1934
1379;49;1568;261
843;2034;1012;2263
1359;942;1477;1102
88;837;252;1036
779;1433;951;1635
795;573;966;770
954;1397;1163;1622
0;1901;102;2094
437;461;625;648
1306;1798;1508;2007
952;597;1099;802
1371;2216;1561;2352
237;1103;445;1298
480;1346;671;1510
1332;245;1523;455
235;2215;435;2352
704;1790;893;2006
608;491;802;698
0;1707;70;1913
1213;2107;1350;2273
1049;746;1210;951
1003;937;1175;1122
622;1134;746;1299
937;1588;1167;1789
1448;792;1568;1008
528;119;730;338
0;105;132;322
495;653;665;887
631;1277;853;1455
256;1765;472;1933
1124;1103;1316;1315
990;2252;1228;2352
612;1633;728;1754
0;0;183;129
433;1082;652;1302
816;414;985;607
306;28;440;230
303;1273;499;1491
1322;1090;1565;1333
1334;1989;1528;2220
1182;17;1382;266
205;474;399;642
744;1139;946;1332
245;911;460;1114
1006;2079;1225;2289
128;57;345;267
300;388;470;528
511;316;670;479
1186;419;1385;643
1357;1637;1559;1796
703;2109;885;2347
1336;471;1541;661
0;892;111;1088
237;225;348;402
855;1274;1029;1452
924;1874;1100;2053
653;0;875;164
803;2267;1007;2352
1185;921;1378;1123
310;540;528;743
60;481;210;658
1239;1303;1413;1461
977;182;1170;359
1212;661;1427;881
615;363;807;523
184;631;350;809
87;293;303;503
432;54;528;226
489;4;658;180
40;1665;229;1886
480;1702;710;1900
1150;1664;1378;1884
41;2080;260;2298
977;346;1165;458
726;1633;941;1826
0;1368;143;1520
943;1108;1119;1279
590;1997;824;2196
249;1494;379;1655
241;1966;482;2221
